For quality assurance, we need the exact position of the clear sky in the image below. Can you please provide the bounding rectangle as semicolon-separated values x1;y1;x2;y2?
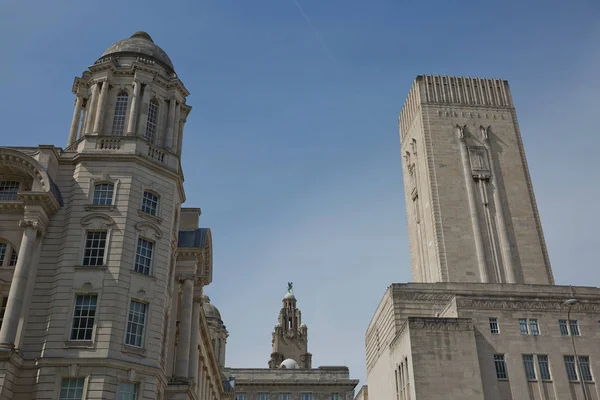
1;0;599;388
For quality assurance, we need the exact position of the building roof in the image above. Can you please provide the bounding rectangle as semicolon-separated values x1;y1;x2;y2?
202;294;222;320
99;31;175;72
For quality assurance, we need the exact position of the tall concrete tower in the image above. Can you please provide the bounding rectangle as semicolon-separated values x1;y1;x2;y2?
400;75;553;285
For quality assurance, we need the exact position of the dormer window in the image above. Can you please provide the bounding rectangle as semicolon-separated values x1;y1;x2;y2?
111;92;129;135
0;181;19;201
92;183;115;206
145;99;159;143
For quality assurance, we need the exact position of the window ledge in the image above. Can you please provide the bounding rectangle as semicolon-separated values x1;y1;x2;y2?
132;270;157;281
84;204;116;211
122;344;146;357
64;340;94;349
138;210;162;224
73;265;108;270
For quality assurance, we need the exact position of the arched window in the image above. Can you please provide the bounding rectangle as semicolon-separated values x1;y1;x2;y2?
111;92;129;135
141;190;159;216
0;241;18;267
92;182;115;206
145;99;159;143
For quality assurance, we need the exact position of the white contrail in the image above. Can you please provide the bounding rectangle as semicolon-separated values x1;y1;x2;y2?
291;0;335;60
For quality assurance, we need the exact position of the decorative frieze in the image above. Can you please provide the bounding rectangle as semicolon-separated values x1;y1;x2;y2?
456;298;600;312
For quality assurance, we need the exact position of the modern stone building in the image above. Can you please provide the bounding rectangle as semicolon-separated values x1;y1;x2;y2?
364;75;600;400
226;287;358;400
0;32;233;400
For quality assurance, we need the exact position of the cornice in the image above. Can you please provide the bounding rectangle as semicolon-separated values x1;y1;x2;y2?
456;298;600;312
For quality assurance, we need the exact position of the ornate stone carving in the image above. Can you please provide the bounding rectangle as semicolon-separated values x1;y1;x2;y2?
457;298;600;312
19;219;46;235
408;317;473;331
80;213;115;230
468;146;490;178
135;221;163;240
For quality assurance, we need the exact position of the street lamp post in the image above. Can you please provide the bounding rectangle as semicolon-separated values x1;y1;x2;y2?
564;299;588;400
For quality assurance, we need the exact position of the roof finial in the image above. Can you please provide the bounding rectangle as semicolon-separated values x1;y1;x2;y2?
287;282;293;293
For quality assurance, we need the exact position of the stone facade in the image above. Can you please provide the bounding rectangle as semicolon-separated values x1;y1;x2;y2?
0;32;231;400
364;75;600;400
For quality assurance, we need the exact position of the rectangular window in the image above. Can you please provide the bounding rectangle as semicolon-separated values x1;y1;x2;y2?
257;393;269;400
236;394;247;400
301;393;313;400
569;320;580;336
565;356;578;381
494;354;508;380
519;319;528;335
330;394;342;400
125;300;147;347
141;191;158;216
118;382;138;400
538;355;551;380
489;317;499;334
59;377;85;400
92;183;114;206
530;319;540;336
70;295;97;341
523;355;536;380
8;248;17;266
579;356;593;382
0;297;8;329
82;231;107;266
0;181;19;201
280;394;291;400
134;238;153;275
559;319;569;336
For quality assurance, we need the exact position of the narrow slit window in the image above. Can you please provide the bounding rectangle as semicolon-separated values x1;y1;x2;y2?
112;92;129;135
145;99;159;143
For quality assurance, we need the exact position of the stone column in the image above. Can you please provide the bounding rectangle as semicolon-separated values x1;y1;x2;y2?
68;95;84;146
83;83;99;135
137;84;151;138
189;296;201;379
177;118;186;155
93;80;110;135
0;220;43;350
175;276;194;379
126;80;141;136
166;98;176;150
172;104;181;153
457;125;489;283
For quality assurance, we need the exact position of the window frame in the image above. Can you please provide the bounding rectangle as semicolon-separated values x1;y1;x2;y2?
124;299;149;349
519;318;529;335
537;355;552;381
140;190;160;217
529;319;540;336
522;354;537;381
494;354;508;380
57;376;88;400
559;319;569;336
489;317;499;334
0;296;8;330
86;176;119;210
68;294;99;343
257;393;269;400
134;237;154;276
279;393;291;400
0;180;20;201
235;393;247;400
569;320;580;336
111;91;130;136
565;355;579;381
91;182;115;206
117;381;139;400
300;393;313;400
0;240;18;267
145;98;160;143
81;230;108;267
578;356;593;382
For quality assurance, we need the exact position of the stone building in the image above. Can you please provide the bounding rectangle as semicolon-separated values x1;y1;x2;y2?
0;32;233;400
364;75;600;400
226;288;358;400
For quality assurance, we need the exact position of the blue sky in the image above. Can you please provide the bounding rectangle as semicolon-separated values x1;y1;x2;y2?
1;0;599;388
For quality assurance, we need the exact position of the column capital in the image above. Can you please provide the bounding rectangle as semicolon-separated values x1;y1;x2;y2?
176;273;196;282
19;219;45;235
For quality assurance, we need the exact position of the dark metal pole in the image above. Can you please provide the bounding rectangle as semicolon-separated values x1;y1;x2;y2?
568;306;588;400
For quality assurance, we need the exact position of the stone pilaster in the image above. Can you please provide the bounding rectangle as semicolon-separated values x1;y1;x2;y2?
126;80;141;136
93;80;110;134
175;276;194;380
68;95;84;145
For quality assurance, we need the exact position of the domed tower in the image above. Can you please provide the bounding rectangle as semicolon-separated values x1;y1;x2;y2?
202;294;228;368
269;284;312;369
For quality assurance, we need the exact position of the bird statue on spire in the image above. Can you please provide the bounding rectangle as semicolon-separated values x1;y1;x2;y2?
287;282;293;293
